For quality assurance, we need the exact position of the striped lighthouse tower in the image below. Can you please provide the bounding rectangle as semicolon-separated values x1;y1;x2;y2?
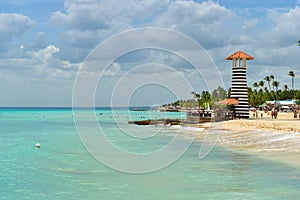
226;51;253;118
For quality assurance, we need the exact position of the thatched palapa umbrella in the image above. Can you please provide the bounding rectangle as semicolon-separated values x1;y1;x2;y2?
215;98;239;105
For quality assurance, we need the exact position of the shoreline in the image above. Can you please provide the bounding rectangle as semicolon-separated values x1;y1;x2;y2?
191;112;300;169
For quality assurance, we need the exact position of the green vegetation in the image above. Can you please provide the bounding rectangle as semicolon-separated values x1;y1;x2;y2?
164;86;227;108
249;72;299;107
165;71;299;108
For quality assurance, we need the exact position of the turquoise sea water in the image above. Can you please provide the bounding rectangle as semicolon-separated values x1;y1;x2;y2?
1;108;300;199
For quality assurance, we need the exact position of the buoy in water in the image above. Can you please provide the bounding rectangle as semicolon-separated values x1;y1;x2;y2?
35;143;41;148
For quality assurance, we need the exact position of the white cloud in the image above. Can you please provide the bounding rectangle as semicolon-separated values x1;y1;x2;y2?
0;13;35;51
60;29;102;48
32;45;59;64
103;62;121;76
2;0;300;106
264;6;300;46
51;0;168;31
0;13;35;35
0;45;79;84
48;0;300;90
242;19;258;31
50;0;170;62
26;32;47;50
51;3;110;31
155;1;230;25
152;0;240;48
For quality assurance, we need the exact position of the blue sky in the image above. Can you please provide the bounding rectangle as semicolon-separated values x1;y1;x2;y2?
0;0;300;107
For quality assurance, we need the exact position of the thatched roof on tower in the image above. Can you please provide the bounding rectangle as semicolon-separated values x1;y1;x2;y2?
226;51;254;60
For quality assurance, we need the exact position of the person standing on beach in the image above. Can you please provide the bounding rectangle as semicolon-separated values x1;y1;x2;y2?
271;108;278;119
274;109;278;119
294;109;297;119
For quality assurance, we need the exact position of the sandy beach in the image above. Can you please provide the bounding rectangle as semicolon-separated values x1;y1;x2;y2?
195;111;300;168
223;111;300;132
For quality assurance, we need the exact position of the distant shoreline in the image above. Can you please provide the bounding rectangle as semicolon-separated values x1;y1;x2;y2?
0;106;152;110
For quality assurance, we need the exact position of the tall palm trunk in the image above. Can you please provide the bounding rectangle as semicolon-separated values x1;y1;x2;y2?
267;81;271;93
292;76;294;98
288;71;295;99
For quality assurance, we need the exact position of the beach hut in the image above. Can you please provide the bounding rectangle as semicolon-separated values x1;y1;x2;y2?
214;98;239;120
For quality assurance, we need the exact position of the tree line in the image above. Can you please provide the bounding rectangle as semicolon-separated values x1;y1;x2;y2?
164;71;299;108
164;86;227;108
249;71;298;107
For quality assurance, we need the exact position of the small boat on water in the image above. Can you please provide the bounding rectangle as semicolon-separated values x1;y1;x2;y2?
129;107;149;111
128;119;181;125
158;106;181;112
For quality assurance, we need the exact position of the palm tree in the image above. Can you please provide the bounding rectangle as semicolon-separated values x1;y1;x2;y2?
288;70;295;98
264;76;271;92
270;75;275;91
191;91;201;110
201;91;211;109
283;84;288;91
273;81;280;100
259;80;264;88
252;82;258;92
227;87;231;98
298;40;300;46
